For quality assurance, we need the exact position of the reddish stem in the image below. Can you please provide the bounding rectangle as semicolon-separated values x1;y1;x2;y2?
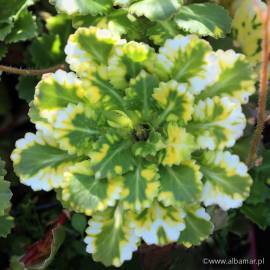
247;0;270;167
0;64;66;76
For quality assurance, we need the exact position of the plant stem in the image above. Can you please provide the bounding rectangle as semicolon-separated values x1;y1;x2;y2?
249;226;258;270
0;63;66;76
246;0;270;167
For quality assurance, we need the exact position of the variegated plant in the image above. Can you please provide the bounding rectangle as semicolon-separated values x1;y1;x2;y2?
12;26;256;267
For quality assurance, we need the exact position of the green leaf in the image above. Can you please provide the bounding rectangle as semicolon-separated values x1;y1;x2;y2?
241;203;270;230
108;41;155;90
152;35;216;95
46;14;73;44
125;71;159;120
11;132;79;191
60;160;122;215
129;0;182;21
104;10;146;40
188;96;246;150
0;159;10;214
90;134;135;179
29;14;72;68
33;71;86;112
246;180;270;205
153;81;194;125
53;103;101;155
158;161;202;206
0;216;14;238
29;34;63;68
5;10;37;43
198;151;252;210
198;50;255;104
50;0;113;15
147;20;180;46
65;26;121;78
72;10;147;40
84;205;139;267
178;206;213;247
130;201;185;245
159;124;196;166
122;161;159;212
0;20;14;41
16;76;38;102
175;3;232;38
0;179;12;216
0;158;13;238
71;213;87;234
0;0;32;22
72;14;100;29
88;75;126;110
30;70;89;131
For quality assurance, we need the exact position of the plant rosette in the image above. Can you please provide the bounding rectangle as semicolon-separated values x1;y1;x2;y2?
12;26;256;267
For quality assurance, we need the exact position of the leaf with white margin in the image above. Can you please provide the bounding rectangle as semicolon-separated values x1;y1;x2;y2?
11;132;79;191
65;27;124;78
175;3;232;38
198;151;252;210
151;35;221;95
121;160;160;212
30;70;88;132
90;134;135;179
108;41;155;90
50;0;113;16
84;205;139;267
159;124;196;166
188;96;246;150
130;201;185;245
61;160;122;216
125;71;159;120
153;81;194;125
158;161;203;206
198;50;256;104
129;0;182;21
178;206;213;247
53;103;101;155
232;0;265;64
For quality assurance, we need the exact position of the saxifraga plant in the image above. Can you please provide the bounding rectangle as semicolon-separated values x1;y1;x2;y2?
11;26;256;267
